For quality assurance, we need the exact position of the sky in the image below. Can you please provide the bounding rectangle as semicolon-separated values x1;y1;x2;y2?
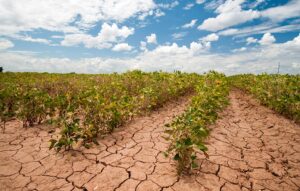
0;0;300;75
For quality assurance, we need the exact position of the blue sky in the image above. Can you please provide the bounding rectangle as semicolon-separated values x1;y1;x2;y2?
0;0;300;74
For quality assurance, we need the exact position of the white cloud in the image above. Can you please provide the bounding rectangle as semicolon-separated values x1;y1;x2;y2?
198;0;260;31
150;43;189;55
218;28;239;36
20;36;51;45
1;0;300;76
144;41;209;57
2;34;51;45
212;0;300;36
189;42;207;55
261;0;300;22
158;1;179;9
196;0;206;4
0;39;14;50
204;0;225;10
138;11;151;20
146;33;157;44
61;23;134;49
201;33;219;42
246;37;258;45
1;34;300;74
51;35;64;39
112;43;133;52
172;32;187;40
139;33;157;50
98;23;134;42
232;47;247;52
183;3;194;10
258;24;300;34
248;0;264;9
259;33;276;46
140;41;147;51
61;33;111;49
138;9;165;20
218;23;300;37
182;19;197;29
0;0;156;36
292;62;300;69
154;9;165;17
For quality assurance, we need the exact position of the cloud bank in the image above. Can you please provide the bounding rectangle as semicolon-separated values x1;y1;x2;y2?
2;33;300;75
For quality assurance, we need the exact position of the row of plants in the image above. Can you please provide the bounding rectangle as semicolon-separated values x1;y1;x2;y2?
0;71;201;151
164;71;229;175
229;74;300;122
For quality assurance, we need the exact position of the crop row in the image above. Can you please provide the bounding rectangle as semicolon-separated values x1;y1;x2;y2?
229;74;300;122
0;71;201;150
164;71;229;175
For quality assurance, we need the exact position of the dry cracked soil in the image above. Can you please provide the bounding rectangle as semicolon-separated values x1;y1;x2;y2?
0;89;299;191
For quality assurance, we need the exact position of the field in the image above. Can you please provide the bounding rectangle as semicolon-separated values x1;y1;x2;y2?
0;71;299;191
229;74;300;122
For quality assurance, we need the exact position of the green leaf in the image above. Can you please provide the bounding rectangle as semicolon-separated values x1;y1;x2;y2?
191;161;198;169
197;144;208;152
163;152;169;158
84;143;90;149
173;153;180;161
175;142;182;149
184;138;192;146
191;155;197;160
49;139;57;150
93;138;99;145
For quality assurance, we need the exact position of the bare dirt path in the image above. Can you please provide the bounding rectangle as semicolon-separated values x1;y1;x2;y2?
197;89;300;191
0;90;299;191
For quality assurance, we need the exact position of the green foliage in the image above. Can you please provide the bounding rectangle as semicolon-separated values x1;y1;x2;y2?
164;71;229;175
49;112;81;151
0;71;200;151
229;74;300;122
0;85;18;132
18;87;52;127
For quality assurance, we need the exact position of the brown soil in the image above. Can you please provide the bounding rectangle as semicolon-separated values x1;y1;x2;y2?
0;89;299;191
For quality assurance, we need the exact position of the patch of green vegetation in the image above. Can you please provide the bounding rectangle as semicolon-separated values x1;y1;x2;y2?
164;71;229;175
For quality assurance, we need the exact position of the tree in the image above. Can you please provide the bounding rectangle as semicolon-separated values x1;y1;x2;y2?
0;67;3;73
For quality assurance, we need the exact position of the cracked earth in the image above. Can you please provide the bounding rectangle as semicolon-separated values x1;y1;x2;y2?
0;89;299;191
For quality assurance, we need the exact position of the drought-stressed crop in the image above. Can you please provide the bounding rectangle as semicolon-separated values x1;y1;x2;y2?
164;71;229;175
1;70;297;177
0;71;200;150
229;74;300;122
